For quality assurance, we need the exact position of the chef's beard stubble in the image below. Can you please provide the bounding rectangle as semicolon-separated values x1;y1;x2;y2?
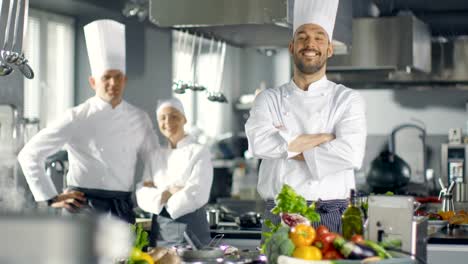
293;50;328;75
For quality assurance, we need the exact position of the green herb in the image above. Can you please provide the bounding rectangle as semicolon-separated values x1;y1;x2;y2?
131;224;150;250
128;224;151;264
271;184;320;223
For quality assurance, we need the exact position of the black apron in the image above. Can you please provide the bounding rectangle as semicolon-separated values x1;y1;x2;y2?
149;207;210;247
64;186;135;224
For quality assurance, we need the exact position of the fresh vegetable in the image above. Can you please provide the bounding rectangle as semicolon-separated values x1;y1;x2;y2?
281;212;311;227
379;239;402;250
364;240;392;259
313;232;338;253
414;210;427;216
271;185;320;223
323;249;344;260
129;247;154;264
316;225;330;238
128;224;151;264
292;246;322;260
131;224;150;250
333;237;377;260
438;210;455;221
265;226;295;264
261;219;282;253
351;234;365;244
427;213;442;220
289;224;316;247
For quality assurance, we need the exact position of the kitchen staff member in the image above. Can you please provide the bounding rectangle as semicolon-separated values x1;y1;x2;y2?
136;98;213;246
245;0;366;235
18;19;158;224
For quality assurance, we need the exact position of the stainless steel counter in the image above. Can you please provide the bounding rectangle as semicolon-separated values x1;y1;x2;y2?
210;226;261;240
428;226;468;245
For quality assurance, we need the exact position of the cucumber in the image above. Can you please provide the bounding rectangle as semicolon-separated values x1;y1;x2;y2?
364;240;392;259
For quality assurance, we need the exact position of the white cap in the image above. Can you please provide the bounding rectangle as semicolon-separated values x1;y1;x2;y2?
84;19;126;77
293;0;339;41
156;98;186;117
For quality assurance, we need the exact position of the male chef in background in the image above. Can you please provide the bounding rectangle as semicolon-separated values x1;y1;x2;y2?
245;0;367;236
18;19;159;224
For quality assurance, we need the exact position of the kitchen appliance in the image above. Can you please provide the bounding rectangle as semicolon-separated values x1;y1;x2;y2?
367;195;427;263
149;0;353;50
237;212;262;229
206;208;220;228
448;128;463;144
367;124;427;194
441;143;468;202
366;150;411;193
438;179;456;212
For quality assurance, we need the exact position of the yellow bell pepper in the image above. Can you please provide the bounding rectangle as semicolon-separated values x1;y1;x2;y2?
130;247;154;264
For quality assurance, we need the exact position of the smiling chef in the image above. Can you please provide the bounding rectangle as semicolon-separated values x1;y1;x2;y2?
245;0;367;236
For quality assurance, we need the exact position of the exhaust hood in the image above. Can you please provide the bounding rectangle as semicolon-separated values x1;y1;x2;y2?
327;15;432;73
148;0;352;51
327;16;468;87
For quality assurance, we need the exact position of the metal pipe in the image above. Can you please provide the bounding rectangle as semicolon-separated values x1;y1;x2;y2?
388;123;427;184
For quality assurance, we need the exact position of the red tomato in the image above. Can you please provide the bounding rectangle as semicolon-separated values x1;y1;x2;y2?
351;234;364;244
316;225;330;238
313;232;338;253
323;249;344;260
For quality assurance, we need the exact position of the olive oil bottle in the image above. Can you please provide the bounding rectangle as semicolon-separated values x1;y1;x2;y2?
342;189;364;240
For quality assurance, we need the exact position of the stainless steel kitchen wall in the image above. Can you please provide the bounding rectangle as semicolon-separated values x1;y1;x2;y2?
0;74;23;114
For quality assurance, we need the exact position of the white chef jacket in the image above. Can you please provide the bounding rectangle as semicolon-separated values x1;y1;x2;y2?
18;96;159;201
245;76;366;201
136;135;213;219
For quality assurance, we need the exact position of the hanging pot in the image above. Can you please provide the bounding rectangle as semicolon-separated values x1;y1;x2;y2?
366;123;426;193
366;150;411;193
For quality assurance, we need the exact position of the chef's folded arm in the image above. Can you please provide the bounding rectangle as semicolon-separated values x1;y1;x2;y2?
17;111;76;202
135;183;165;215
245;92;300;159
303;92;367;180
136;149;165;215
165;149;213;219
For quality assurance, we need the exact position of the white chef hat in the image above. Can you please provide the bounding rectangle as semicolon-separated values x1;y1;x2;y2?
156;98;186;117
84;19;126;77
293;0;339;41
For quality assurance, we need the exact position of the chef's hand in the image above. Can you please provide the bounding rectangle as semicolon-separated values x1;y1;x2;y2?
288;133;335;153
160;186;184;205
161;190;172;205
292;153;305;161
143;181;156;187
50;190;87;212
168;185;184;195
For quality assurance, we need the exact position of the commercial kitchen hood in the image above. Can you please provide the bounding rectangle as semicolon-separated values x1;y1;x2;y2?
326;15;468;87
148;0;352;51
327;15;432;73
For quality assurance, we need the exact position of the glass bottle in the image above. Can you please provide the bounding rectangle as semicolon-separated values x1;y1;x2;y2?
342;189;364;240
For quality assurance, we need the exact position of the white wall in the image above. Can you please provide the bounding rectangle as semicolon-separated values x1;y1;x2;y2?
359;88;468;135
273;48;292;87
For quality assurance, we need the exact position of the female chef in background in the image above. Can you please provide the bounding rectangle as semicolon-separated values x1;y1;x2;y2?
136;98;213;246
